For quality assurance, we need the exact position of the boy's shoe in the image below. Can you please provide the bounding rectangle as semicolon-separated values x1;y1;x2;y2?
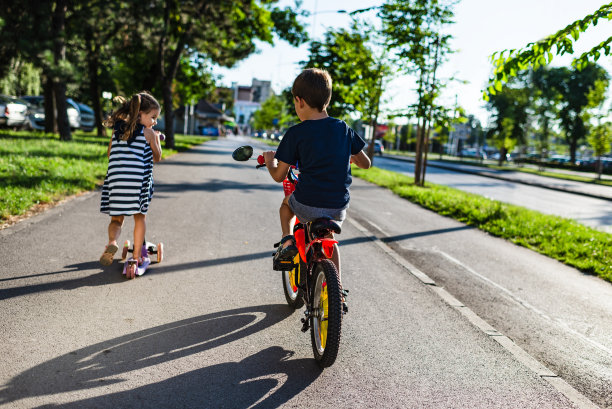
273;235;298;270
99;244;119;266
340;288;349;314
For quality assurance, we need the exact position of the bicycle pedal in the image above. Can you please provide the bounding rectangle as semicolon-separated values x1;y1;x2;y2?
273;260;296;271
300;318;309;332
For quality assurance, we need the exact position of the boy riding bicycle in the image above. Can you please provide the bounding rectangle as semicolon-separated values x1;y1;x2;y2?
262;68;371;285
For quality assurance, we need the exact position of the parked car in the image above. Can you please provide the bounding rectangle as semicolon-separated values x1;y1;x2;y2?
75;102;95;131
460;148;487;159
21;96;81;130
366;140;384;155
0;95;29;128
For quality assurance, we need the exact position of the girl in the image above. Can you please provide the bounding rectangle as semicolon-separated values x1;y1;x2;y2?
99;91;163;279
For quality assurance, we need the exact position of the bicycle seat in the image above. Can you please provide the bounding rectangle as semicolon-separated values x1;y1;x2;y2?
310;218;341;237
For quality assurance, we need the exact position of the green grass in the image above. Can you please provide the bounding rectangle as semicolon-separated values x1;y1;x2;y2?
0;129;209;221
352;165;612;283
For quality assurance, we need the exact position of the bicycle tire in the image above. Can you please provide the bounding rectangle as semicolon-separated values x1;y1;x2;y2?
282;254;305;309
310;259;342;368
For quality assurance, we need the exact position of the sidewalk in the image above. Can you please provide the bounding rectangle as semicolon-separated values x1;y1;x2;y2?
384;154;612;201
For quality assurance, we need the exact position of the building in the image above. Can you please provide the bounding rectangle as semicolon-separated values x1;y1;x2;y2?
232;79;273;135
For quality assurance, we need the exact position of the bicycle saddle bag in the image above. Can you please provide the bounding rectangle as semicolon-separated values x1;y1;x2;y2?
310;218;341;237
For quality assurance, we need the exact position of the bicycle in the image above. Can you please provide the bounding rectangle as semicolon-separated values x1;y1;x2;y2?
232;145;345;368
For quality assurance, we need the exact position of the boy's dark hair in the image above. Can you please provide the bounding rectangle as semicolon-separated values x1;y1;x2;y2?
291;68;332;112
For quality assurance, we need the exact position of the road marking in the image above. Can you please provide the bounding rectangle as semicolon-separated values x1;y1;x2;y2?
435;249;612;357
347;217;601;409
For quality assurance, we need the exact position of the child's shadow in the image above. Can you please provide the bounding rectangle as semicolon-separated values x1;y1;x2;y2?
0;261;124;300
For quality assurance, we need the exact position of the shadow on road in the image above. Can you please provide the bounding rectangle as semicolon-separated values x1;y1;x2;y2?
0;261;124;300
1;225;473;300
1;305;320;408
155;179;278;194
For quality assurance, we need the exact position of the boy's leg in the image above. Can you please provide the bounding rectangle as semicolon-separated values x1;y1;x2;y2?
133;213;146;261
326;233;341;280
279;195;296;248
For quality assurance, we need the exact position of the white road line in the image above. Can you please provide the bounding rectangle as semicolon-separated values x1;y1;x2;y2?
347;217;601;409
434;249;612;357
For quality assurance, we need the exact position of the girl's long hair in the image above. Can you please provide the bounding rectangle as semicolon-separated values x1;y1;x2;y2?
103;91;160;141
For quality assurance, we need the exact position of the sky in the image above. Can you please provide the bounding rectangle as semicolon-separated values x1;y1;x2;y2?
213;0;612;126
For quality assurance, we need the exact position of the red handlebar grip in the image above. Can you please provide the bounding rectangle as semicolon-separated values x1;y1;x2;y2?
257;155;265;165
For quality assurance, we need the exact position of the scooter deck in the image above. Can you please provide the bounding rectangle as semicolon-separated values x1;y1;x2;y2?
122;258;151;277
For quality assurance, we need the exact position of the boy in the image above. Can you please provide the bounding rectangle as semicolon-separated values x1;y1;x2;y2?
262;68;371;282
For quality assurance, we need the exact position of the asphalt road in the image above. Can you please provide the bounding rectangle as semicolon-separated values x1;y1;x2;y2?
0;137;610;408
371;155;612;233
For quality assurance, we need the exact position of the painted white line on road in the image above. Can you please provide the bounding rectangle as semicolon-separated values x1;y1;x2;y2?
435;249;612;357
347;216;601;409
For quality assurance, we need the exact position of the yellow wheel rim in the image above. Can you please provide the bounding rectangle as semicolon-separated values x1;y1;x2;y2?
290;254;300;292
319;281;328;349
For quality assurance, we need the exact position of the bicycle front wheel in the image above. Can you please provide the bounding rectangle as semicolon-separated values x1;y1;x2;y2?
310;259;342;368
282;254;305;309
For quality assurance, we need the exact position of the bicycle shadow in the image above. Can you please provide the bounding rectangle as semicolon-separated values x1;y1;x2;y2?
0;305;315;407
36;346;319;409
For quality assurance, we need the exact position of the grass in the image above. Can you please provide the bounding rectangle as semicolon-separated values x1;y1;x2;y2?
0;129;209;222
352;165;612;283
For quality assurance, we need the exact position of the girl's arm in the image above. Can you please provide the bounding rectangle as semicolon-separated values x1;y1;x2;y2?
262;150;291;182
144;128;162;162
107;137;113;158
351;150;371;169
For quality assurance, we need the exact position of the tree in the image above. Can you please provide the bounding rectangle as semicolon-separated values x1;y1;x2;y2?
302;20;392;163
488;3;612;96
530;67;563;159
379;0;456;185
486;78;530;165
587;122;612;179
553;64;608;163
251;94;293;131
136;1;308;149
0;1;73;138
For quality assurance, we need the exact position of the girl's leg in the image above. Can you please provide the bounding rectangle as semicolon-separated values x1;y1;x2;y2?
108;216;124;246
100;216;124;266
133;213;146;261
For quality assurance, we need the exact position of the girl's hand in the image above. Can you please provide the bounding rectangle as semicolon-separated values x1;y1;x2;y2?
144;128;162;162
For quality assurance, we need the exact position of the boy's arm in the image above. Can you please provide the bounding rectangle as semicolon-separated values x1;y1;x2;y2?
262;150;291;182
351;150;371;169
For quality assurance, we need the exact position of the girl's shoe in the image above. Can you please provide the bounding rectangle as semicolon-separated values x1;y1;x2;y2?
100;244;119;266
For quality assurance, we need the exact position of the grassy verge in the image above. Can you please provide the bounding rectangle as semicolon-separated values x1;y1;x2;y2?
352;165;612;283
0;129;209;222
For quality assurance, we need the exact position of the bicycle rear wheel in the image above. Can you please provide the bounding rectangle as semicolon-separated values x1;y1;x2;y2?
282;254;305;309
310;259;342;368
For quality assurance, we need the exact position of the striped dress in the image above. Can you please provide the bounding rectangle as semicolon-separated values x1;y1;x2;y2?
100;121;154;215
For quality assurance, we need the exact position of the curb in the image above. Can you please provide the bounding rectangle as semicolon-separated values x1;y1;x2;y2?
382;155;612;202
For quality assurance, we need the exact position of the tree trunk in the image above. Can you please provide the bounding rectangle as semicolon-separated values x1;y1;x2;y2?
43;73;55;133
52;0;71;141
85;28;105;137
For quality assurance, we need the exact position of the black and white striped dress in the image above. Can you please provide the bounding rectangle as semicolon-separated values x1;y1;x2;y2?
100;121;154;215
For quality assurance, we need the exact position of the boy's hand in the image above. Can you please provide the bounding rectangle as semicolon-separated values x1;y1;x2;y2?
262;151;276;166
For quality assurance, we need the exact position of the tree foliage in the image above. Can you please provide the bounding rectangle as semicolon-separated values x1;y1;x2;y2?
487;3;612;98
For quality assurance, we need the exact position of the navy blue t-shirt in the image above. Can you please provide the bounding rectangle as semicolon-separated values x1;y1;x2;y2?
275;117;365;208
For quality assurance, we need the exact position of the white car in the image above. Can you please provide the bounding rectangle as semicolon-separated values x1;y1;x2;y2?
21;96;81;130
0;95;29;128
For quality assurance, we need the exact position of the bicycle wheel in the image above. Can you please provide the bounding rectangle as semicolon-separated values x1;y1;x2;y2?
282;254;305;309
310;259;342;368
